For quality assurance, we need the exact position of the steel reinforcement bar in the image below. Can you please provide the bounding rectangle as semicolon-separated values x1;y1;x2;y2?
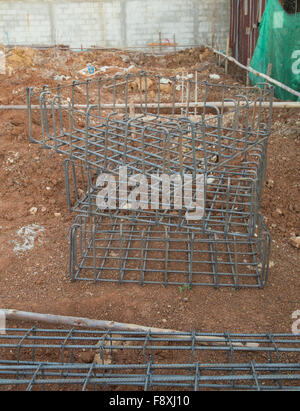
0;329;299;391
69;214;270;288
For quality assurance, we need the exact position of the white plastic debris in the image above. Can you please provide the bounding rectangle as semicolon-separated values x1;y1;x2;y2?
124;65;136;72
207;177;215;185
160;78;172;84
100;66;109;72
54;75;71;81
209;74;221;80
176;73;194;80
13;225;44;253
122;203;132;210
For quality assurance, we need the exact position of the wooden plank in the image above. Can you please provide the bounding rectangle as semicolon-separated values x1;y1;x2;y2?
1;309;259;347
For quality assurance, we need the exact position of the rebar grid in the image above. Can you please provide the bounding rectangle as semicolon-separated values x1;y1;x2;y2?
27;72;273;175
2;329;300;361
65;142;267;237
1;362;300;391
37;111;267;176
0;329;299;391
69;214;270;288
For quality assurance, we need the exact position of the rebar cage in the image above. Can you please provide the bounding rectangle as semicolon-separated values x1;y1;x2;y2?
0;328;299;391
65;141;267;237
27;71;273;288
69;214;270;288
27;72;273;176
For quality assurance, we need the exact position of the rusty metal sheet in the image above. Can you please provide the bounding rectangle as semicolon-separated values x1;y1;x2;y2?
230;0;267;65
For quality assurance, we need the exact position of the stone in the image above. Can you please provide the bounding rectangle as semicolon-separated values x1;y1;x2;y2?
290;236;300;249
29;207;38;215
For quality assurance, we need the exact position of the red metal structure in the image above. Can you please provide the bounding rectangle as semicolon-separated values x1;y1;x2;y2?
230;0;267;65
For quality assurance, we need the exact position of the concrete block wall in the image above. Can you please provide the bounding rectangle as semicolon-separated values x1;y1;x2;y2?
0;0;230;50
126;0;196;48
53;2;104;48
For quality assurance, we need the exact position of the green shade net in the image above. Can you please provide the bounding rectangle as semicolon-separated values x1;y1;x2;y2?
250;0;300;101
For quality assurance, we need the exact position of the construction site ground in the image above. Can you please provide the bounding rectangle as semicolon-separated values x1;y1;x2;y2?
0;46;299;335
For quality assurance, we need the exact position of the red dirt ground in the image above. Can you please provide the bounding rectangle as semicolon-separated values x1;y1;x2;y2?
0;47;299;336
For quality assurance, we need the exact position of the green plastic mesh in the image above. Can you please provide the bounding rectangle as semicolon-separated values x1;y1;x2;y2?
250;0;300;101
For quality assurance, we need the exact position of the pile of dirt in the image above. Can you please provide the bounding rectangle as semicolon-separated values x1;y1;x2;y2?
6;47;37;72
0;45;224;107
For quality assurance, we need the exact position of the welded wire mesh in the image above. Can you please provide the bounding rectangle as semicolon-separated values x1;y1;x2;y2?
69;213;270;288
0;329;299;391
1;362;300;391
27;72;273;175
65;142;267;237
